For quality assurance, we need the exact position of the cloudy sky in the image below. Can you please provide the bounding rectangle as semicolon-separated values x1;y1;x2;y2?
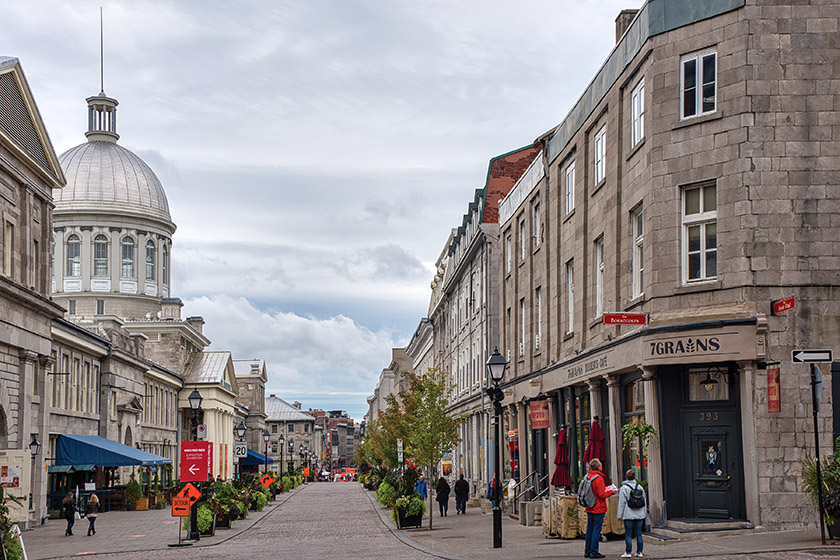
6;0;635;419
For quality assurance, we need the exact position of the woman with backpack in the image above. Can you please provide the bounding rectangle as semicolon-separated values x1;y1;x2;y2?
617;469;647;558
582;458;616;559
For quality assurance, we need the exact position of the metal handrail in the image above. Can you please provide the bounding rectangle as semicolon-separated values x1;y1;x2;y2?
535;473;551;499
512;469;539;514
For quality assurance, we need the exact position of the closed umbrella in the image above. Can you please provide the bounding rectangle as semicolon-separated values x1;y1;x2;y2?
583;419;611;485
550;430;571;487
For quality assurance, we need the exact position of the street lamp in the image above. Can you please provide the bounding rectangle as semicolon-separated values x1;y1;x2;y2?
278;435;285;476
29;436;41;459
263;430;270;474
288;439;294;471
234;422;246;479
187;389;203;542
486;347;507;549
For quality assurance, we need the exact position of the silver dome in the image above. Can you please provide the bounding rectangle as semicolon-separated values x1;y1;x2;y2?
56;141;172;224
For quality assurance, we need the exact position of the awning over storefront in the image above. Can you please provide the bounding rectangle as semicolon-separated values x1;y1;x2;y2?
48;464;96;473
238;449;274;466
55;434;172;467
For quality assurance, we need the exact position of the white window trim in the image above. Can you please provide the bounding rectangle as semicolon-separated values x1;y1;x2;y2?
680;50;717;120
631;79;645;147
505;234;512;273
594;125;606;185
519;298;526;356
631;208;644;299
535;287;542;351
594;237;604;317
565;161;575;214
533;203;541;247
519;220;526;261
566;260;575;334
681;184;718;283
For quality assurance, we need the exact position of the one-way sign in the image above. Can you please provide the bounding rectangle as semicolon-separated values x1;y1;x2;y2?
792;349;834;363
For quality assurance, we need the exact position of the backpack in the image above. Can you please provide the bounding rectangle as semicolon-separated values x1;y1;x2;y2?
627;482;645;509
577;474;600;508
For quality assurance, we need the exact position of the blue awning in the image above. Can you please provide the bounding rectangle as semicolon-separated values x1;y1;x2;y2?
48;464;96;473
56;434;172;467
238;449;274;466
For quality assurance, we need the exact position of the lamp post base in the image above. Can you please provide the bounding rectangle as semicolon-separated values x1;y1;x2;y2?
493;506;502;548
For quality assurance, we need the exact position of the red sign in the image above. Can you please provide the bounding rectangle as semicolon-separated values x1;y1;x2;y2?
180;441;212;482
767;367;781;413
260;474;275;488
603;312;648;325
176;482;201;503
772;296;795;315
171;496;191;517
529;399;550;430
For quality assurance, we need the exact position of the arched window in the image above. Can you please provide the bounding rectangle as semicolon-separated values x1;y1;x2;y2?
66;234;80;277
146;240;156;280
93;234;108;276
121;237;135;278
162;243;169;285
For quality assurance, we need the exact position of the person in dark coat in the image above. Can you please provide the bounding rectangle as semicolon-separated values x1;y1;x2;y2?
454;473;469;514
62;492;76;536
435;477;451;516
86;493;100;536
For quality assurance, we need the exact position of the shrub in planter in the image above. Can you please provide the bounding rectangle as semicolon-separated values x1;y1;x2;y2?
376;481;396;507
253;491;267;511
125;480;142;507
392;494;425;529
803;436;840;525
155;497;168;509
181;504;214;533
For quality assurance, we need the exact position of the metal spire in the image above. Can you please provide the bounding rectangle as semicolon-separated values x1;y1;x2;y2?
100;6;104;93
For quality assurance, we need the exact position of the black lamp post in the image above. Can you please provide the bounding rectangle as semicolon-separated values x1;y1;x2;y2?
235;422;246;480
288;439;294;471
29;436;41;460
263;430;270;474
187;389;203;542
278;435;285;477
486;347;507;549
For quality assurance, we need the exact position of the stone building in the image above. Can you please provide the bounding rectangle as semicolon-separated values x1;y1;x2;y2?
496;0;839;530
434;146;539;495
232;359;268;453
265;395;316;472
0;56;67;526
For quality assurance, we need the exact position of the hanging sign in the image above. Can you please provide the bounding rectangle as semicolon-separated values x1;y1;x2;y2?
180;441;212;482
529;400;550;430
767;366;781;413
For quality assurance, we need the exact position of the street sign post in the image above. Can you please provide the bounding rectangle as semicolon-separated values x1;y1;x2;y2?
791;349;833;363
234;442;247;458
172;496;191;517
603;312;648;325
169;486;200;548
180;441;212;482
196;424;206;439
177;482;202;503
397;438;404;463
260;474;275;488
772;296;795;315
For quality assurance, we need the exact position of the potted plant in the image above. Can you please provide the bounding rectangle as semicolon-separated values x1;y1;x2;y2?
155;497;168;510
125;479;142;511
802;436;840;538
392;494;425;529
621;420;658;485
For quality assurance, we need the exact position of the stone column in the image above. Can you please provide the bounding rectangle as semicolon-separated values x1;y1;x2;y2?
606;375;622;484
33;354;53;528
642;366;664;526
737;360;760;526
587;378;602;420
516;400;527;482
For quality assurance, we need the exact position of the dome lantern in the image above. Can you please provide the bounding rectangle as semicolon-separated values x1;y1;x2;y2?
85;91;119;143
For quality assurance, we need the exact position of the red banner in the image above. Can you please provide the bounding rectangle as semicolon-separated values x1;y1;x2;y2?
529;399;550;429
767;367;781;413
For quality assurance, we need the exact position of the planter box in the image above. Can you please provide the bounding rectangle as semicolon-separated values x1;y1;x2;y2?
200;516;216;537
396;510;423;529
216;513;232;529
135;498;149;511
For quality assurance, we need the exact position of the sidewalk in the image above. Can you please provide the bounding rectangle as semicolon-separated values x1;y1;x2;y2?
20;485;302;560
363;488;834;560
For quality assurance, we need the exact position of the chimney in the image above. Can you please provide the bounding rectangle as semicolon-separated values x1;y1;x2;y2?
270;394;276;398
293;401;302;409
250;362;260;374
186;316;204;334
160;298;183;320
615;9;639;43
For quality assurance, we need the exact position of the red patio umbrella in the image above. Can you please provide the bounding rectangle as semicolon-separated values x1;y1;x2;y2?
550;429;571;487
583;419;611;485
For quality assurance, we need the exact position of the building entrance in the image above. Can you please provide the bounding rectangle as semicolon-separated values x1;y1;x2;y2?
683;408;741;518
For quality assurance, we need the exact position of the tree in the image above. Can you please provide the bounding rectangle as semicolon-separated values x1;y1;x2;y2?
400;368;460;530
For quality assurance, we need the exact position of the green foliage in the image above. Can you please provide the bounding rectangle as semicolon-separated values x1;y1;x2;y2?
125;480;142;506
377;481;397;507
253;491;267;511
181;504;213;532
621;421;659;460
0;487;23;560
232;500;247;519
4;530;22;560
282;476;292;490
391;494;426;524
802;436;840;524
155;497;168;507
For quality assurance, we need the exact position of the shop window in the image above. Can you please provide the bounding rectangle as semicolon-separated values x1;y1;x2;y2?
622;377;647;478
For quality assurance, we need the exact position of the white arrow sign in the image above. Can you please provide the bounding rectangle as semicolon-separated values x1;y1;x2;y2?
188;464;200;475
792;349;833;363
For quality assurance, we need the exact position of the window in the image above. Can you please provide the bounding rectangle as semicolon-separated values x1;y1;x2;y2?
631;79;645;147
288;423;295;433
631;208;644;298
505;234;512;273
594;237;604;317
533;203;541;247
121;237;135;278
519;220;526;261
565;161;575;214
2;222;11;276
594;125;606;185
93;235;108;276
145;240;156;280
66;234;80;277
162;244;169;284
566;260;575;333
271;424;278;433
682;184;717;282
681;51;716;119
96;299;104;315
67;299;76;315
519;298;526;356
535;287;542;350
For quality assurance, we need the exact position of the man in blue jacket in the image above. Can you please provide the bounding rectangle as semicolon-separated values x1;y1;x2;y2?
415;474;428;499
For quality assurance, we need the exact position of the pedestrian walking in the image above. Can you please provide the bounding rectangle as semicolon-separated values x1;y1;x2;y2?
486;472;501;508
85;493;100;536
617;469;647;558
454;473;469;514
415;474;428;500
582;458;616;559
62;492;76;536
435;477;450;517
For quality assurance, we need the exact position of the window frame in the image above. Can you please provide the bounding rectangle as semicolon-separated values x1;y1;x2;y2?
535;287;542;351
121;237;135;278
519;297;526;357
631;207;645;299
533;202;541;248
681;50;717;120
681;183;718;283
93;234;109;277
594;236;605;318
145;240;156;281
519;219;526;262
631;79;645;147
565;259;575;334
505;233;512;274
565;161;575;214
66;234;81;277
594;125;607;185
